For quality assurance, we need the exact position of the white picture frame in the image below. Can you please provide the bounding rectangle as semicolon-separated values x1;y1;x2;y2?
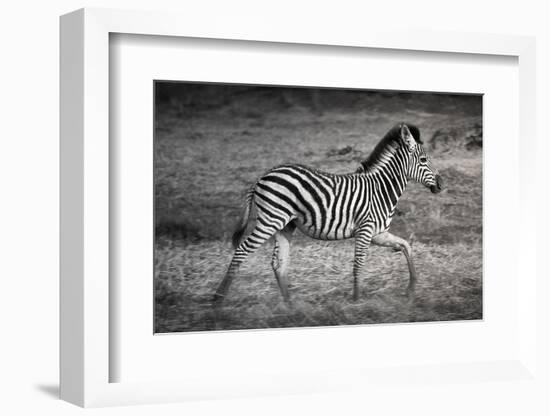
60;7;538;408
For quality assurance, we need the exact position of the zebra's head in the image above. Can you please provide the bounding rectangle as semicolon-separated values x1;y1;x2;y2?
400;124;444;194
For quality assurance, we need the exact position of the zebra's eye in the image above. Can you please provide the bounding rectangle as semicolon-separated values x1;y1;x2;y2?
419;156;428;164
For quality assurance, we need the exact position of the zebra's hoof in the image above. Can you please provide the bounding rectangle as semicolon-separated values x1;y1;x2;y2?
212;293;225;304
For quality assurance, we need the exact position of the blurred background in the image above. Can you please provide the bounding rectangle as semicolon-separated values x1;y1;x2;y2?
154;82;482;332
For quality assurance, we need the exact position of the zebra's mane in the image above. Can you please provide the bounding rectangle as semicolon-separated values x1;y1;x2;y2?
356;123;422;173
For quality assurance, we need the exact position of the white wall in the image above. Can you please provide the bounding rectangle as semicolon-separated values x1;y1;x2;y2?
1;1;548;415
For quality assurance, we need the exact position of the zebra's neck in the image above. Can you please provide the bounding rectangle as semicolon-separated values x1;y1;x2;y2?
360;147;410;220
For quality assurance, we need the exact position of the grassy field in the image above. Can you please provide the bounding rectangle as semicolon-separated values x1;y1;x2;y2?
154;86;482;333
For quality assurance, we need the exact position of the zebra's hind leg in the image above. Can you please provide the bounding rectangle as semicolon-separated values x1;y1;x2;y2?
213;223;282;304
371;231;417;297
271;222;296;303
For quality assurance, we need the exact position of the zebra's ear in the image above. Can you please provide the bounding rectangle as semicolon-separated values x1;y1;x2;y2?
400;124;417;152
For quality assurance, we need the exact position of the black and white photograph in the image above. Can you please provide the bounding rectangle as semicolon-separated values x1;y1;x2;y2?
154;82;483;333
7;0;549;412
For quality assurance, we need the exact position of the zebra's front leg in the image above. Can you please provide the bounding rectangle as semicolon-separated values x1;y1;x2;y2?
271;224;295;303
353;227;374;301
371;231;417;297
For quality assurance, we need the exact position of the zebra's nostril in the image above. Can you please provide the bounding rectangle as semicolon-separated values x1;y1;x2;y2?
429;175;444;194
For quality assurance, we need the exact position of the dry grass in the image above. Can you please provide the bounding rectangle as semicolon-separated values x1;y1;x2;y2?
155;240;481;332
154;89;482;332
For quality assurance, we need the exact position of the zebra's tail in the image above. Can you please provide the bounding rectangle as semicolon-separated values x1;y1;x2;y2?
231;187;255;248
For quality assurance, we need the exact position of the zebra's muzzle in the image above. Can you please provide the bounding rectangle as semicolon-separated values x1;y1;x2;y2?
430;174;444;194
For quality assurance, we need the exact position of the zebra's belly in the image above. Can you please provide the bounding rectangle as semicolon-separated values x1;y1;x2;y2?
294;218;356;240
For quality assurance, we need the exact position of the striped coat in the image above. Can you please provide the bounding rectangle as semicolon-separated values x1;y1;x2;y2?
214;123;443;303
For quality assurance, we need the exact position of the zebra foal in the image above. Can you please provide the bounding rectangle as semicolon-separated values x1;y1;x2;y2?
213;122;444;303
